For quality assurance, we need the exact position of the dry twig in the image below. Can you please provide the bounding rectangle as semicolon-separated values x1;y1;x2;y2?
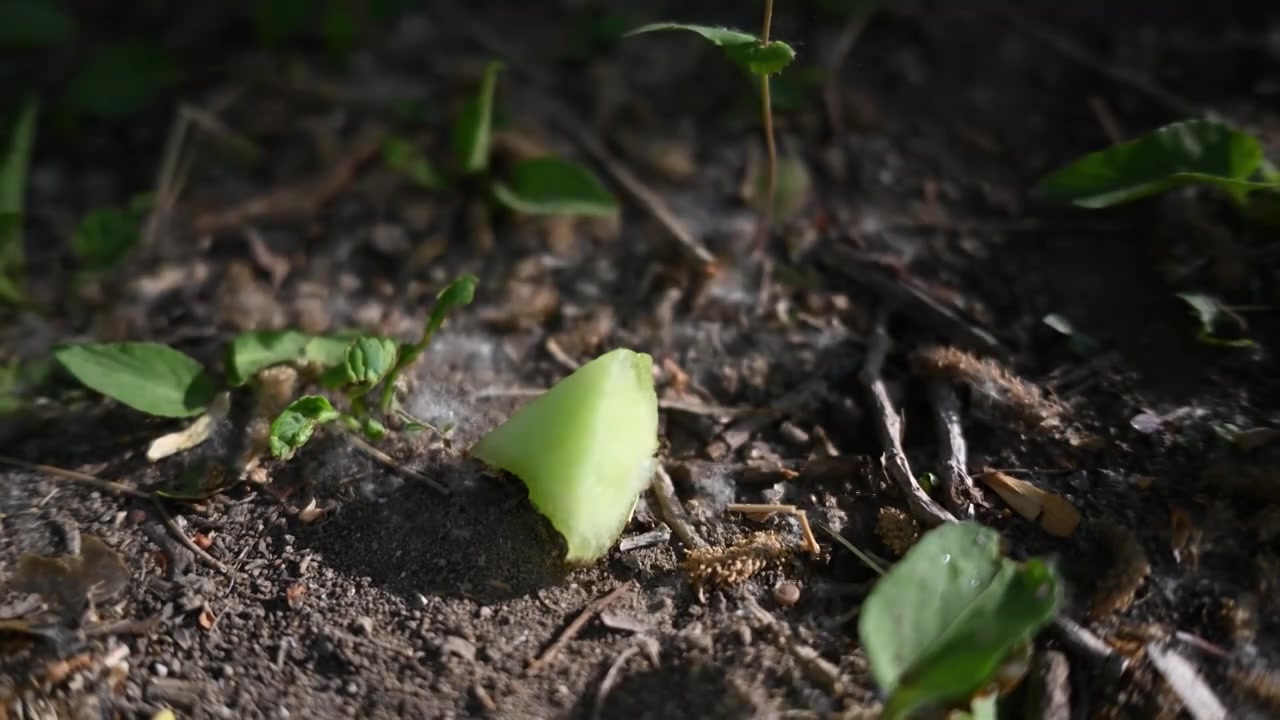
153;500;231;575
926;381;981;518
528;583;632;675
592;644;645;720
0;456;153;500
726;503;820;555
860;312;957;528
822;245;1006;357
651;465;708;551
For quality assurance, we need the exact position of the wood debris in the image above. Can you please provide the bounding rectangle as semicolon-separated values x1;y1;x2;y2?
683;531;795;591
978;470;1081;537
875;506;920;557
913;345;1065;431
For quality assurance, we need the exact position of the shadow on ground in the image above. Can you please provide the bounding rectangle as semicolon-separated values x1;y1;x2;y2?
294;445;570;604
572;655;762;720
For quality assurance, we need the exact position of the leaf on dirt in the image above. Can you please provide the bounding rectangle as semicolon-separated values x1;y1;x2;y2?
72;205;142;273
13;535;130;616
625;23;797;76
382;135;447;190
978;471;1081;538
857;521;1062;720
270;395;342;460
470;348;659;564
492;157;618;217
0;0;75;48
146;391;232;461
65;42;178;118
226;330;357;386
1175;292;1256;348
0;97;38;304
54;341;218;418
452;60;503;175
362;417;387;441
1033;119;1275;208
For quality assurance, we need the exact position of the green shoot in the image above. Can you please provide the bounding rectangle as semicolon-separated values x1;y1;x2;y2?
0;97;37;304
382;135;447;191
491;157;618;216
626;4;797;252
270;395;343;460
452;60;503;176
378;274;477;413
72;204;143;274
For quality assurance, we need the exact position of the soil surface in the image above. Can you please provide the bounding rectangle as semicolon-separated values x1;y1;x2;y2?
3;1;1280;719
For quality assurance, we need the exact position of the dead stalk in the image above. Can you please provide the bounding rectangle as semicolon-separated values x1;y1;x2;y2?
753;0;778;254
926;381;980;518
651;465;708;551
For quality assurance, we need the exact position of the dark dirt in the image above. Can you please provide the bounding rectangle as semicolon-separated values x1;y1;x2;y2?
3;1;1280;718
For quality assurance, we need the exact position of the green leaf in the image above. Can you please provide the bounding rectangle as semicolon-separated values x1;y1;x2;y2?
625;23;796;76
1034;119;1275;208
270;395;342;460
362;417;388;441
0;0;75;48
0;97;37;304
379;274;479;413
382;136;446;190
469;348;659;564
53;342;217;418
492;157;618;217
451;60;503;175
303;333;359;367
332;337;398;394
72;206;142;273
1175;292;1257;348
858;522;1061;720
226;330;311;386
65;43;178;118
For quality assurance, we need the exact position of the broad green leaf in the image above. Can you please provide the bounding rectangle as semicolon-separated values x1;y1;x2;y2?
0;98;37;304
625;23;796;76
226;330;311;386
0;0;75;48
270;395;342;460
1034;120;1275;208
73;206;141;273
858;522;1061;720
382;136;446;190
1175;292;1257;348
470;348;659;564
65;43;178;118
303;333;359;367
53;342;217;418
451;60;503;175
492;157;618;217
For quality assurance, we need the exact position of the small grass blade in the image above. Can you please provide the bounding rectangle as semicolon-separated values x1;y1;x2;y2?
0;97;38;304
451;60;503;175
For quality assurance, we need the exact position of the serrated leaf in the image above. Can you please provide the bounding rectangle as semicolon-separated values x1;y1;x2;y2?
451;60;503;175
625;23;796;76
492;157;618;217
73;206;141;273
469;348;659;564
53;342;217;418
858;522;1061;720
382;136;446;190
270;395;342;460
1034;119;1276;208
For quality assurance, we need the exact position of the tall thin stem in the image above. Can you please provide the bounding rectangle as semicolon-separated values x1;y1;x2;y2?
753;0;778;255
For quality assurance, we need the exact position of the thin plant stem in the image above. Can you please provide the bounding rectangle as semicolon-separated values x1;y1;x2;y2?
754;0;779;255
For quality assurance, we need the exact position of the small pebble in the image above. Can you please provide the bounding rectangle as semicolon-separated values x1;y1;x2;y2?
343;680;360;696
153;663;169;678
353;616;375;636
774;582;801;607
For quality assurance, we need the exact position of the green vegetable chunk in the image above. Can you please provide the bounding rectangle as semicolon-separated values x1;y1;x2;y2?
469;348;659;564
